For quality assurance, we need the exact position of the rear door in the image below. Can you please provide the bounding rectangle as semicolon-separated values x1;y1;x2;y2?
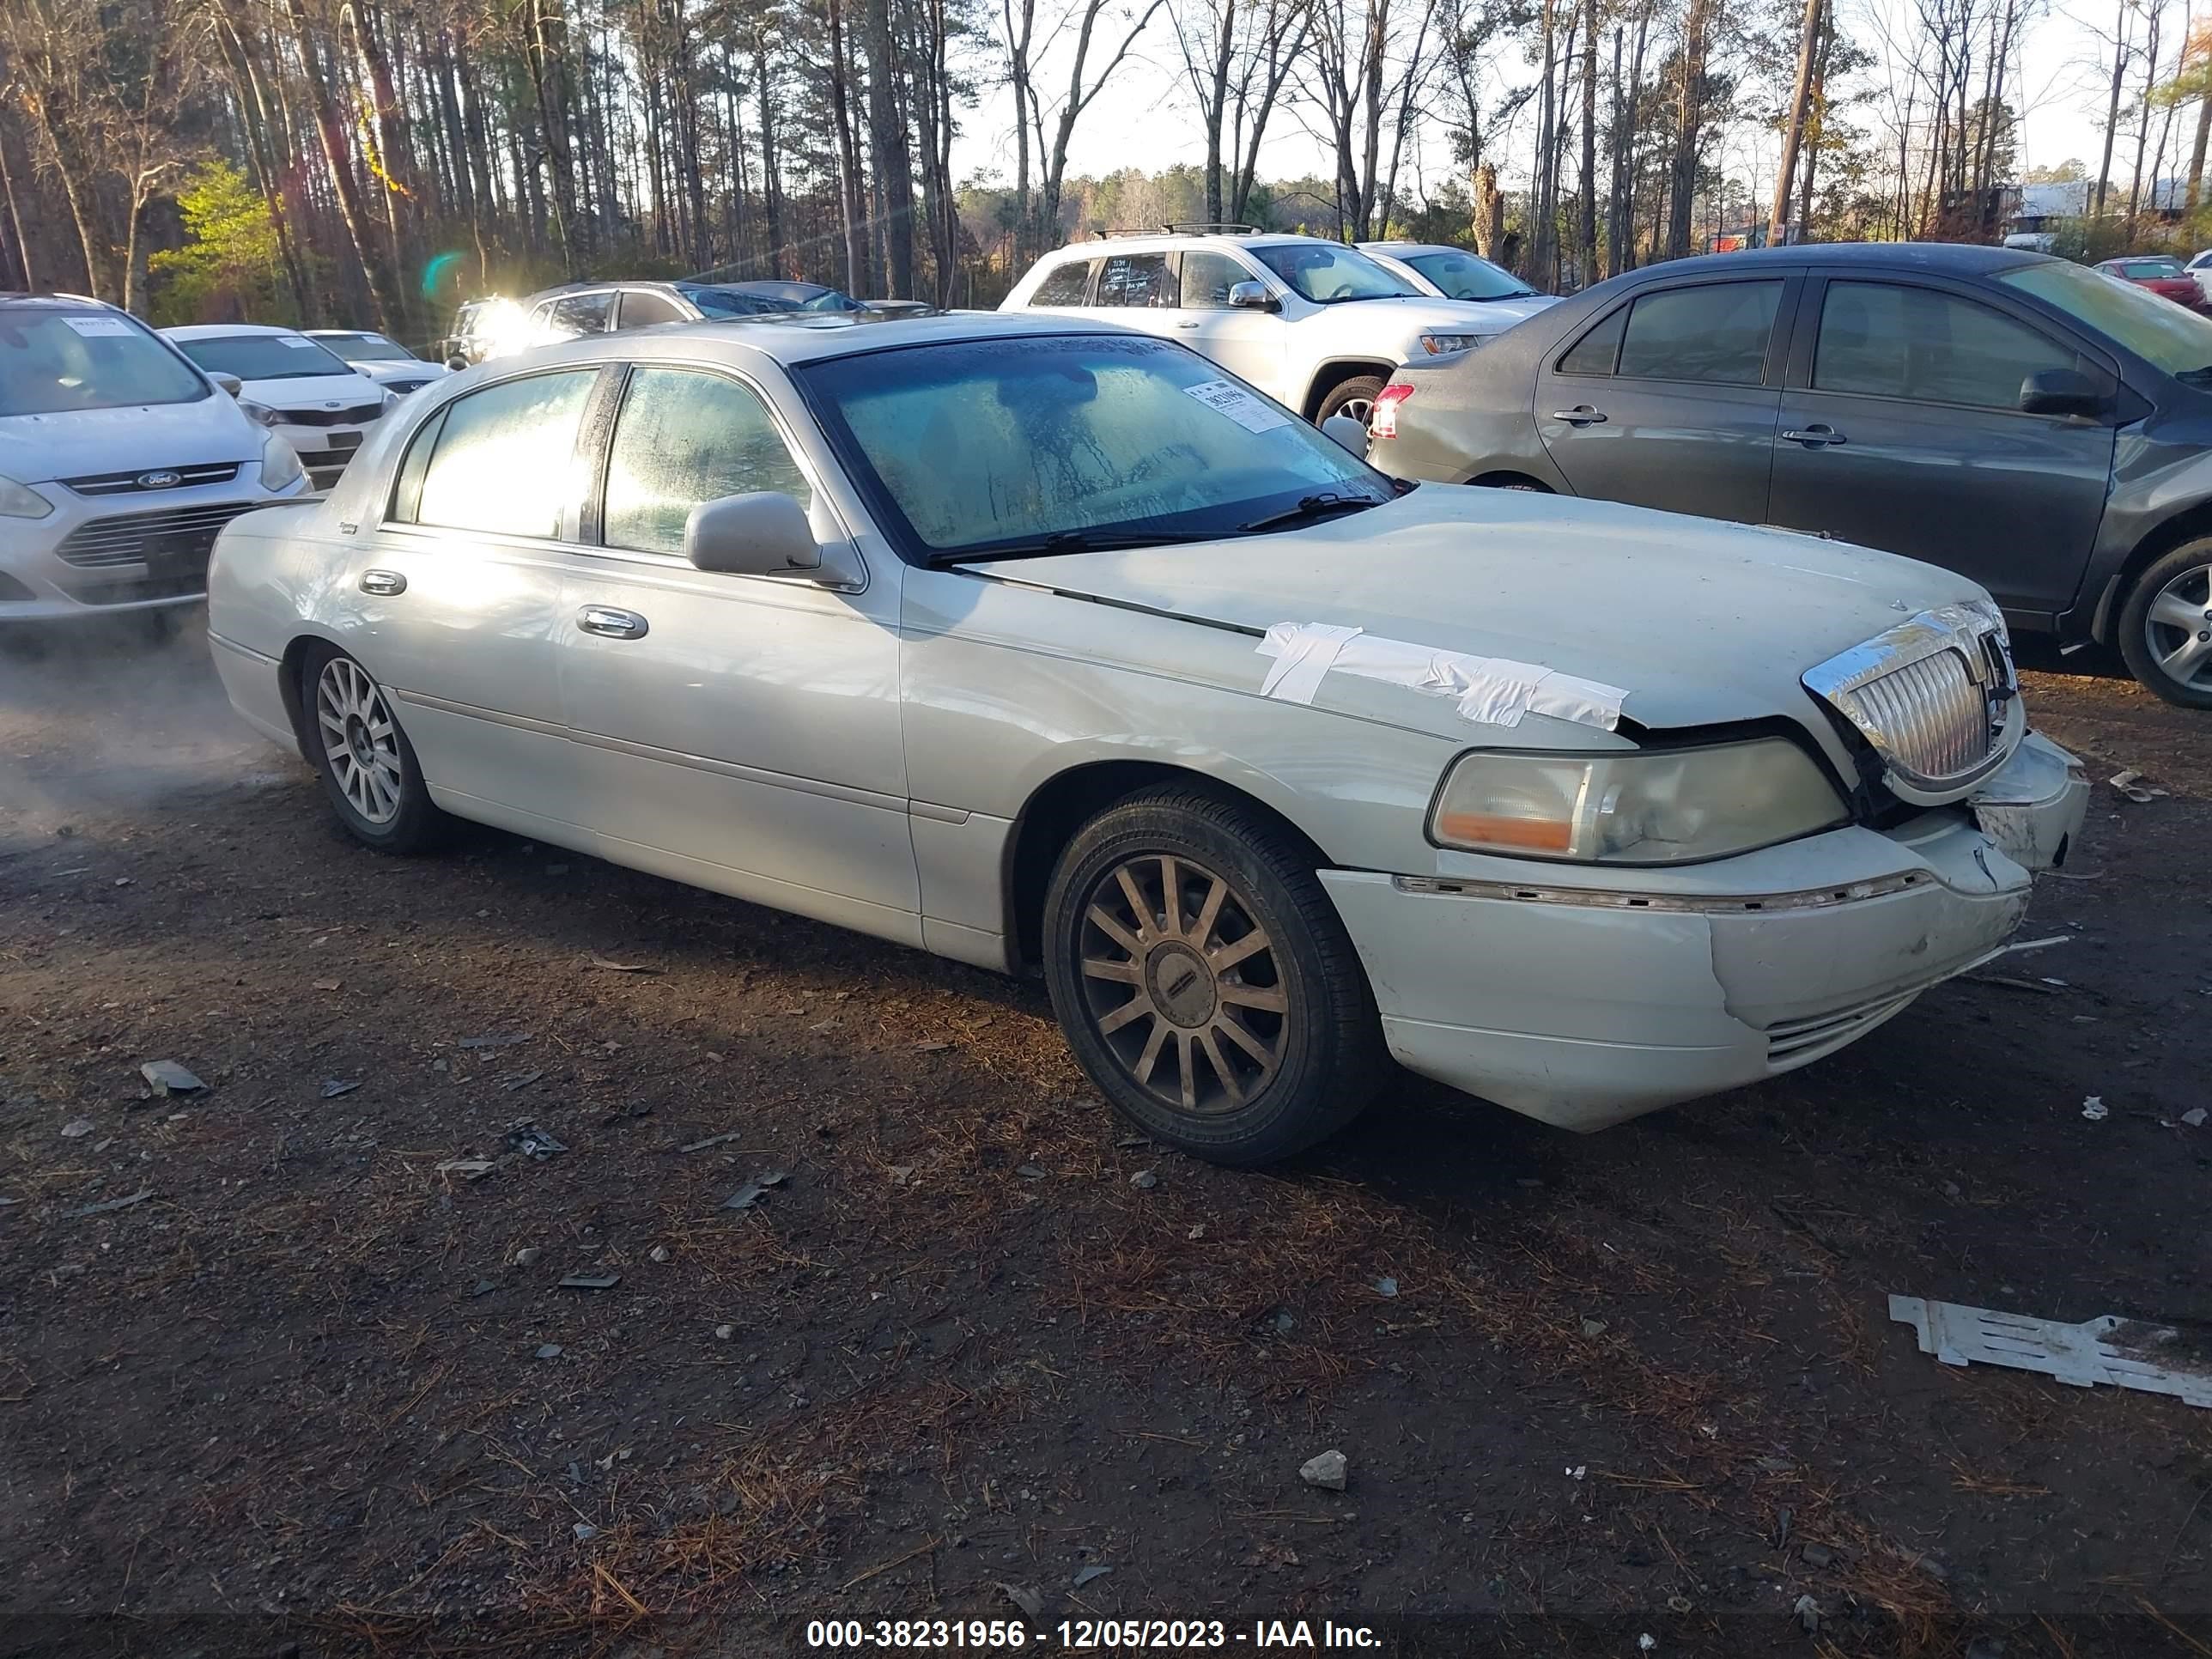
1765;274;2116;617
1532;274;1794;522
1090;250;1182;344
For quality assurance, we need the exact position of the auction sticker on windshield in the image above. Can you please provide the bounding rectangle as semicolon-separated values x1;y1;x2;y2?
63;317;132;337
1184;378;1291;434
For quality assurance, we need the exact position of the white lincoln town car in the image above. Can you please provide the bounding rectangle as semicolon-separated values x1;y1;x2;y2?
204;311;2088;1165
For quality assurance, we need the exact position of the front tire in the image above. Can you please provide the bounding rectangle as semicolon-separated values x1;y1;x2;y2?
1315;374;1386;428
1042;787;1383;1166
2118;539;2212;708
301;644;448;852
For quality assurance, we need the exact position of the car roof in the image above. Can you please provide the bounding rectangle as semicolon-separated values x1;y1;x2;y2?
1359;241;1492;259
1615;240;2050;280
303;327;389;337
0;291;112;312
1041;232;1348;260
161;322;316;340
507;307;1134;369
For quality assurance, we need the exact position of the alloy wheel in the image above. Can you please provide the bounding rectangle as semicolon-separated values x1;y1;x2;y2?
1073;852;1291;1115
315;656;404;826
1336;396;1376;426
2145;563;2212;693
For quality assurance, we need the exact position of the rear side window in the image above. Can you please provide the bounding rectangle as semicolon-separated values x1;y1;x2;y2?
1615;281;1784;385
617;289;688;329
1097;253;1175;308
1556;307;1628;375
1030;260;1095;307
403;370;598;537
602;368;811;556
1814;282;2084;410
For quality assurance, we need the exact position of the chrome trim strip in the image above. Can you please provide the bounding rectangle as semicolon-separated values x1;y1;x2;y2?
1392;869;1930;913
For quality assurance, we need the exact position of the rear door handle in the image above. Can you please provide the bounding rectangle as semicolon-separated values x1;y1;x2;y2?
577;605;649;641
1175;320;1200;330
1549;405;1607;426
1782;424;1846;447
360;568;406;596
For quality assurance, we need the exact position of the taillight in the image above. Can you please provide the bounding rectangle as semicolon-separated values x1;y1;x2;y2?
1370;381;1415;439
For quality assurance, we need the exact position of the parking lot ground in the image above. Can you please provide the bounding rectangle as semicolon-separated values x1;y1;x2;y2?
2;622;2209;1658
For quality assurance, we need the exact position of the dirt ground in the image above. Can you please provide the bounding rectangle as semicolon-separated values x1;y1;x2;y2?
1;617;2208;1659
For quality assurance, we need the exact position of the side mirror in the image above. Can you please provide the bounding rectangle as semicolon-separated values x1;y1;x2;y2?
210;372;244;398
1322;413;1369;455
1228;280;1279;312
2019;367;2110;418
685;491;821;576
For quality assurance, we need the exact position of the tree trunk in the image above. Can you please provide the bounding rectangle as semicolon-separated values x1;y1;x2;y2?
1769;0;1820;246
1577;0;1596;285
2095;6;2128;220
287;0;408;331
862;0;915;295
754;31;784;276
1472;159;1504;258
823;0;866;293
1665;0;1711;258
2190;90;2212;215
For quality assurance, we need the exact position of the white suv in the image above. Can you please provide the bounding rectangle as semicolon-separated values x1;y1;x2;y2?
0;295;309;621
1002;229;1536;424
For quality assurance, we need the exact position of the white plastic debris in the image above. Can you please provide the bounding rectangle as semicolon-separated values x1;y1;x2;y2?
1255;623;1626;730
1889;1295;2212;1407
2108;769;2167;803
2081;1096;2109;1121
2183;1108;2207;1128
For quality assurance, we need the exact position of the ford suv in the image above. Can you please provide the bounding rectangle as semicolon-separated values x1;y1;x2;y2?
1001;228;1541;425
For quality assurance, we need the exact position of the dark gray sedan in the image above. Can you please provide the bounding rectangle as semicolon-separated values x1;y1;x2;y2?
1367;242;2212;708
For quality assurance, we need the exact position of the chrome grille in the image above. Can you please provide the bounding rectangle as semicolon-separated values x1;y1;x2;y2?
63;460;243;496
1803;603;2016;797
1847;648;1991;782
53;501;258;568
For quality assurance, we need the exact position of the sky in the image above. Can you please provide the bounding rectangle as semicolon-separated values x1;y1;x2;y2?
943;0;2163;211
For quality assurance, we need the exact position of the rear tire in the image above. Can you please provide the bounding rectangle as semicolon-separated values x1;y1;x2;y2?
2117;539;2212;708
1315;374;1387;428
1042;787;1383;1166
300;642;449;853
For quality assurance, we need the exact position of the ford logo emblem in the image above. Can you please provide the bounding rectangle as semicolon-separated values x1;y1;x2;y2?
138;471;181;489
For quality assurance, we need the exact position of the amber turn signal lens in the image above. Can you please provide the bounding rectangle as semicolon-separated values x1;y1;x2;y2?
1433;811;1573;852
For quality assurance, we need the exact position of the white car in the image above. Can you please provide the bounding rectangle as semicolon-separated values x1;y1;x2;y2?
1358;241;1559;328
2186;248;2212;302
1002;231;1549;424
0;294;309;620
302;330;449;398
161;324;396;491
206;312;2087;1165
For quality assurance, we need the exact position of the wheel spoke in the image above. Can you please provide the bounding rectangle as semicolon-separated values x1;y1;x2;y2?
1190;875;1227;947
1196;1028;1243;1107
1097;994;1153;1036
1213;1008;1275;1066
1081;956;1142;984
2160;633;2212;681
1175;1031;1197;1109
1085;904;1145;957
1114;866;1156;940
1132;1018;1170;1084
1218;981;1287;1012
2150;590;2205;632
1159;855;1182;937
1209;929;1270;973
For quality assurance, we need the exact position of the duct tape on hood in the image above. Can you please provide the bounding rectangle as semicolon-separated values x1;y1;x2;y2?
1256;623;1627;731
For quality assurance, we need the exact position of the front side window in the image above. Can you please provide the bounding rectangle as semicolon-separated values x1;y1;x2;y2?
1180;250;1253;308
1097;253;1176;308
408;370;598;537
603;368;811;556
1615;281;1784;385
1998;258;2212;378
797;333;1386;560
1030;260;1096;307
1252;242;1417;303
1814;282;2081;410
173;331;353;382
1404;249;1535;301
617;290;689;329
0;308;207;416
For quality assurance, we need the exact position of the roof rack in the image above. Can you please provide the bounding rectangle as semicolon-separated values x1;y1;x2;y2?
1098;222;1261;238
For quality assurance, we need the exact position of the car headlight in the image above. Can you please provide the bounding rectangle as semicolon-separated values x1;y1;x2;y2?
259;431;305;493
239;398;286;428
1419;331;1484;355
0;473;52;520
1430;738;1850;863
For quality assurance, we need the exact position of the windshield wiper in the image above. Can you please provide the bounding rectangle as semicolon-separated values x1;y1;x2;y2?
1237;492;1387;533
941;527;1224;565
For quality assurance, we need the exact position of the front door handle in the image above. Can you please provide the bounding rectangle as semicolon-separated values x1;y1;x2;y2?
577;605;649;641
360;568;406;596
1549;405;1607;426
1782;424;1847;447
1175;320;1200;330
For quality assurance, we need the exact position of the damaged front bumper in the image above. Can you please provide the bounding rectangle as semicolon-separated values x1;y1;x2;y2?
1322;732;2090;1133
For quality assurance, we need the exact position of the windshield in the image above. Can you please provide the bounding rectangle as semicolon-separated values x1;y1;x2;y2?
317;331;414;363
1253;243;1418;303
797;333;1388;560
2116;258;2184;278
1998;258;2212;375
173;332;354;382
0;308;207;416
1403;248;1534;301
685;283;866;317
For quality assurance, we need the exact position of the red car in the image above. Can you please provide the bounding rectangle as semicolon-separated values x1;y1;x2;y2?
2094;255;2206;308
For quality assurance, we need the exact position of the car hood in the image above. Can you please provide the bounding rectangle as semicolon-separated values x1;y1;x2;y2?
988;486;1991;737
348;360;444;386
1326;295;1554;338
239;373;386;409
1446;292;1559;328
0;398;258;483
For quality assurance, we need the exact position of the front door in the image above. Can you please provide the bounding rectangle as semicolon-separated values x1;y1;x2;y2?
1765;276;2117;617
1173;249;1289;402
349;367;604;819
1533;275;1793;523
554;363;920;942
